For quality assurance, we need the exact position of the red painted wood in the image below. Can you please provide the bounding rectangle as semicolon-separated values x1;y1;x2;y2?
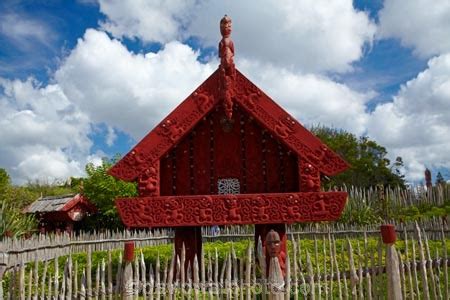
192;119;210;195
159;105;300;197
174;227;202;269
124;242;135;262
116;192;347;228
108;16;350;272
266;134;281;192
108;70;348;182
255;224;287;275
299;159;321;192
175;139;191;195
160;153;172;196
244;118;264;193
380;224;397;244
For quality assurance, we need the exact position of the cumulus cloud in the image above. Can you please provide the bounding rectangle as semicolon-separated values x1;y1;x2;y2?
0;78;92;184
239;60;371;135
367;54;450;181
55;28;371;140
378;0;450;57
98;0;197;43
55;29;216;140
98;0;376;73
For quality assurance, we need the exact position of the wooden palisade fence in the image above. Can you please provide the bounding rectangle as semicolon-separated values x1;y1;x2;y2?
1;221;449;299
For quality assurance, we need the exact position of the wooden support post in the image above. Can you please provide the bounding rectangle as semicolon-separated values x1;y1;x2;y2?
267;257;285;300
174;227;202;273
381;224;402;300
122;242;135;300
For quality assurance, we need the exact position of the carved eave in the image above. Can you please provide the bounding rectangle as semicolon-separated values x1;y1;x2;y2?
109;68;349;182
116;191;348;228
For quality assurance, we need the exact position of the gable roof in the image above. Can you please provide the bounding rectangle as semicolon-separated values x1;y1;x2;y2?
109;68;348;182
23;194;96;213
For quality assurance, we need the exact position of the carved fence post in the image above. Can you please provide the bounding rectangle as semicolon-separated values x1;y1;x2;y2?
381;224;402;300
122;242;135;300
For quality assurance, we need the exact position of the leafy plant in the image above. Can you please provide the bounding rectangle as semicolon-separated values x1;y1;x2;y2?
80;157;138;230
0;200;36;239
0;169;37;239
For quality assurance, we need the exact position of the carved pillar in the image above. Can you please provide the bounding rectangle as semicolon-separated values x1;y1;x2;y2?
174;227;202;271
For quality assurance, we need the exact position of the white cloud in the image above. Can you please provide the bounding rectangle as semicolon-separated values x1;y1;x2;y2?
239;60;371;135
378;0;450;57
367;53;450;181
0;13;54;49
55;29;215;140
98;0;376;73
98;0;197;43
0;78;92;184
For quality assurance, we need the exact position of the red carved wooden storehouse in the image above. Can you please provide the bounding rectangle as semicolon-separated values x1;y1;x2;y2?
23;194;97;233
109;16;349;269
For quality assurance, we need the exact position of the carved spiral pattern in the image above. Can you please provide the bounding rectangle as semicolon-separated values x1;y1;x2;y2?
116;192;347;227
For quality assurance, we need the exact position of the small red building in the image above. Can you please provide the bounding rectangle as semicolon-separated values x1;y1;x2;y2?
23;194;96;233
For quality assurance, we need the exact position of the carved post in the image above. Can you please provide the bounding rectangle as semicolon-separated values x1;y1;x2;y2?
255;225;287;277
381;224;402;300
174;227;202;273
260;230;286;300
122;242;135;300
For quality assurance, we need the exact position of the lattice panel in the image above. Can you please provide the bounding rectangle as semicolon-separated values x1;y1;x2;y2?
218;178;240;195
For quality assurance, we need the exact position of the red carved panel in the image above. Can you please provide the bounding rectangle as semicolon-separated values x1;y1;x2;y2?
109;67;349;183
213;108;241;180
159;105;299;196
299;159;321;192
115;192;347;228
137;161;160;196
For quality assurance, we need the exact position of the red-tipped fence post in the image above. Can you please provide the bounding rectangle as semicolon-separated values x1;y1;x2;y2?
122;242;135;299
381;224;402;300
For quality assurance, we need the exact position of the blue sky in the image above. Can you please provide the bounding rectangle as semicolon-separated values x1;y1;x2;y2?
0;0;449;184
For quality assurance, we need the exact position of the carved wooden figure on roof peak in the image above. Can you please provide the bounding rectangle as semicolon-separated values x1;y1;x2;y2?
109;16;349;273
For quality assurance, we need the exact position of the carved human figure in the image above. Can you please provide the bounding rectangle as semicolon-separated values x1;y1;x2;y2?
265;230;281;258
265;229;286;276
219;15;234;75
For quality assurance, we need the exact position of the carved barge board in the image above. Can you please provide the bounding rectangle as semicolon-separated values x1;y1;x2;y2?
116;192;347;228
108;68;349;182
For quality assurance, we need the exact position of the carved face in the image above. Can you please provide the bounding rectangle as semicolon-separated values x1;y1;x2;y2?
265;230;281;258
220;16;232;37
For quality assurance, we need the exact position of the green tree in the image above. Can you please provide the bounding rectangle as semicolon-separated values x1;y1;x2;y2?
0;168;37;239
311;126;405;188
80;157;138;230
0;168;10;191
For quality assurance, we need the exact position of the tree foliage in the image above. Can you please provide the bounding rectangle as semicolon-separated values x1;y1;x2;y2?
79;157;138;230
311;126;405;188
0;168;37;239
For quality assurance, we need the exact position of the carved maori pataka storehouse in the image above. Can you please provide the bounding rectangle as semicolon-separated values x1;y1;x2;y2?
109;15;349;269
